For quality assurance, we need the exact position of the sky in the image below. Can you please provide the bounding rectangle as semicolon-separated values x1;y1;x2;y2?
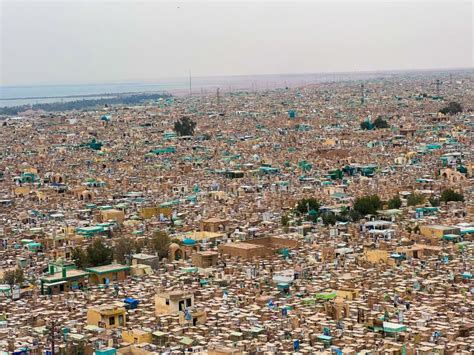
0;0;472;86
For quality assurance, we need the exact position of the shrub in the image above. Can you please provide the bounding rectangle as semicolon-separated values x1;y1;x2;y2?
407;193;425;206
439;102;462;115
321;212;337;226
353;195;382;216
373;116;389;128
295;198;320;215
151;230;171;259
174;116;196;136
388;195;402;209
440;188;464;202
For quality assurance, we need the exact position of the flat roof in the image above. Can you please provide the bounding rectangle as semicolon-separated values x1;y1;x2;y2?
88;305;126;313
223;243;264;250
365;221;392;226
182;231;225;241
156;290;193;299
196;251;219;256
132;253;158;260
86;264;130;274
41;269;89;282
423;225;458;230
202;217;228;223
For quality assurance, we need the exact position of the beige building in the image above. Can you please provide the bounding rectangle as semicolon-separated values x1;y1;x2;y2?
200;217;230;233
99;209;125;224
86;264;130;284
419;225;460;239
122;329;153;344
191;251;219;268
155;290;194;315
87;305;126;329
178;308;207;326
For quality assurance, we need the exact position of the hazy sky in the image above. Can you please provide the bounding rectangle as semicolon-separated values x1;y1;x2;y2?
1;0;472;86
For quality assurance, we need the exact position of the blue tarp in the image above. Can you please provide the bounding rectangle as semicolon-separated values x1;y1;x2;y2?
124;297;139;309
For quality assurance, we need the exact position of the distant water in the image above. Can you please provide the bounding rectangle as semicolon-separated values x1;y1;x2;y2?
1;70;453;108
0;81;190;107
0;73;366;108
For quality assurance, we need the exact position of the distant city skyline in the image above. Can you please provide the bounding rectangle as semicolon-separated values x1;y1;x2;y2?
1;0;472;86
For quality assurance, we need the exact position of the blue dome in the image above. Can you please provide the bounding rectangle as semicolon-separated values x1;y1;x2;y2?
182;238;196;246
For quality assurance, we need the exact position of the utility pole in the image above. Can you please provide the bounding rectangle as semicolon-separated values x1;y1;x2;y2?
189;70;192;97
47;319;59;355
435;79;441;97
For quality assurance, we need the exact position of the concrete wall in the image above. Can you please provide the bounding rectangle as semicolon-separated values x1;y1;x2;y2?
117;346;153;355
100;209;125;224
191;252;218;267
208;347;243;355
420;226;460;239
250;236;299;249
122;330;153;344
218;243;270;259
87;308;126;329
155;293;194;315
89;270;127;285
364;249;389;264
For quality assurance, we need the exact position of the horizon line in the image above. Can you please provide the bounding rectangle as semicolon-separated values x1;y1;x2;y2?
2;66;473;89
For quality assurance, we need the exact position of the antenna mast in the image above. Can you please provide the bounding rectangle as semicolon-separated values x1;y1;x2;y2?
48;319;58;355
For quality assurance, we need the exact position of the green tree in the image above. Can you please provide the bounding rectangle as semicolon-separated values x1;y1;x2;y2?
2;270;15;286
407;193;425;206
373;116;389;128
135;240;143;254
174;116;196;136
440;188;464;202
336;209;350;222
360;121;372;130
2;268;24;286
281;214;290;227
114;237;135;264
86;239;113;267
349;210;362;222
295;198;320;215
388;195;402;209
71;247;88;268
321;212;337;226
353;195;382;216
429;197;440;207
70;341;85;355
151;230;171;259
14;268;24;284
439;102;462;115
